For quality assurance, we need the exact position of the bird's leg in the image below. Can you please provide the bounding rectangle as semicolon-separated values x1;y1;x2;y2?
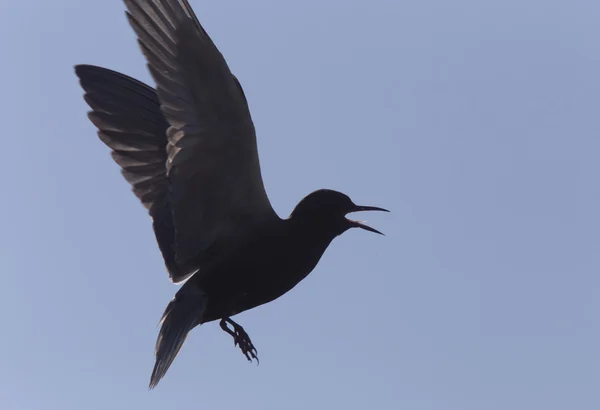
219;318;259;363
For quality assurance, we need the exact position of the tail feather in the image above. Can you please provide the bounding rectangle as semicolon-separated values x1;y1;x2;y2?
149;285;208;389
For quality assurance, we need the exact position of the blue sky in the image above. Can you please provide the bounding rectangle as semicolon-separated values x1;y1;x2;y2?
1;0;599;409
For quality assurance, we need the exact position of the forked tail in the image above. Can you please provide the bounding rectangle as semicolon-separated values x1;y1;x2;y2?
149;284;208;389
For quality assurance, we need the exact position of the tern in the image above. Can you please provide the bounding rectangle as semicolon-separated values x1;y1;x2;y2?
75;0;388;388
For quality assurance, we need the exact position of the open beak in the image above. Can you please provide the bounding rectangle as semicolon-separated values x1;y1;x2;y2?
346;205;390;235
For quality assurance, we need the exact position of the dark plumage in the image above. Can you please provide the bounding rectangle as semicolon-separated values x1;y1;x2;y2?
75;0;388;388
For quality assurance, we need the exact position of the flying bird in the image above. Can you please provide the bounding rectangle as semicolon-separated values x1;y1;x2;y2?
75;0;388;388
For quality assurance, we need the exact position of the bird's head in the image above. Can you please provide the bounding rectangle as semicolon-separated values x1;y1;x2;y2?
290;189;389;236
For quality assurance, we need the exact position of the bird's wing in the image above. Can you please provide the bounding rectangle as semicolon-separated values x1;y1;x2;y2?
124;0;277;273
75;65;169;212
75;64;185;281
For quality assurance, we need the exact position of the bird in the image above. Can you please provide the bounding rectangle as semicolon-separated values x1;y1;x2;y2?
74;0;388;388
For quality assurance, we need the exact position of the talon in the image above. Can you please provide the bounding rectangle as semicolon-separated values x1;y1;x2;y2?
220;317;260;363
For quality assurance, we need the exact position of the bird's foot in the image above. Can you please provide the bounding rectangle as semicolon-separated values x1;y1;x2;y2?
220;318;259;364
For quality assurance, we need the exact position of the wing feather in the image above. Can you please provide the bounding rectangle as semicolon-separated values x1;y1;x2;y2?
75;64;188;282
124;0;277;272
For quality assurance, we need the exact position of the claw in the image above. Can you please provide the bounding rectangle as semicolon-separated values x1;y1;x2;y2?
219;317;260;363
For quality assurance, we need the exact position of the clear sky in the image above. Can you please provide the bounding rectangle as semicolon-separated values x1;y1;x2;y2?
1;0;599;409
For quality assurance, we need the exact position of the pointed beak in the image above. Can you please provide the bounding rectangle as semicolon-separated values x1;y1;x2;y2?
346;205;389;235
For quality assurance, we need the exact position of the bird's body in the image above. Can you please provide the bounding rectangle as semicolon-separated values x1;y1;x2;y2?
196;214;344;322
75;0;387;388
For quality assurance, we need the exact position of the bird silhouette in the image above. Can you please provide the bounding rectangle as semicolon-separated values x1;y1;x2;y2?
75;0;388;388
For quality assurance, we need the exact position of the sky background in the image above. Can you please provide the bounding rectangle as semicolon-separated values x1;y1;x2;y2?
1;0;599;409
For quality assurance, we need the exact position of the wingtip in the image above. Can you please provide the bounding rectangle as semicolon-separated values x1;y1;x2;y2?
73;64;102;79
74;64;85;77
74;63;93;73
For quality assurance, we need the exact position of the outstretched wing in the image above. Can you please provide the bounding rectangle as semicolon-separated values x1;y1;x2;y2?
75;64;185;281
75;65;169;212
124;0;277;274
